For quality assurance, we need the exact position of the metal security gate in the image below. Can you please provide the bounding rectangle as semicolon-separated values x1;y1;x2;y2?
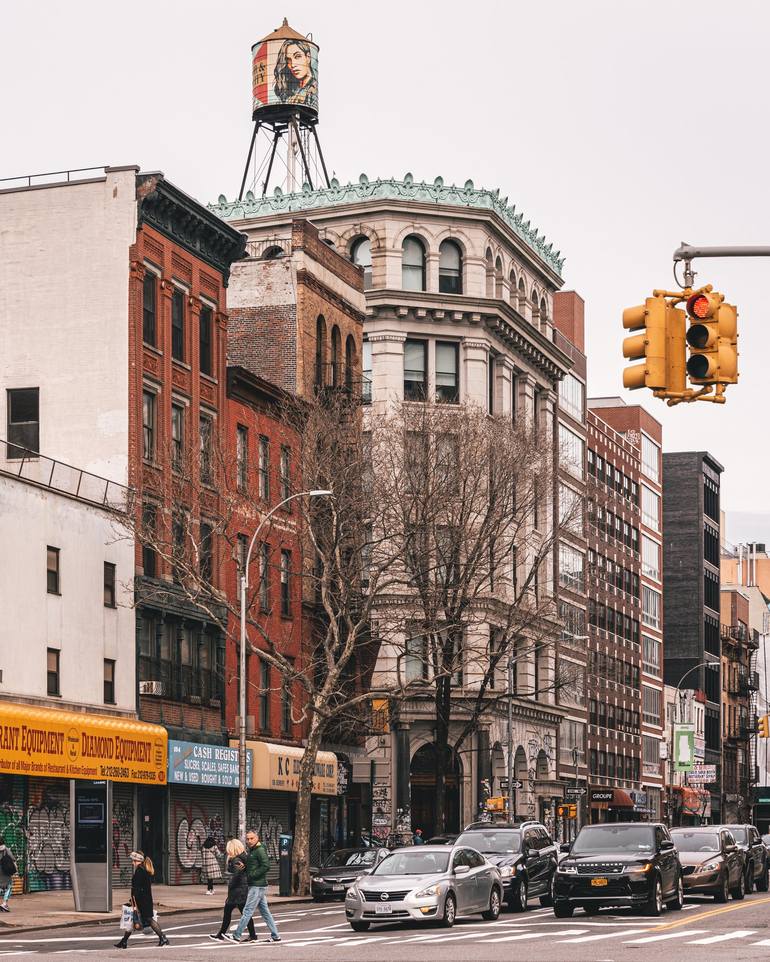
26;777;71;892
111;783;136;887
240;790;290;883
168;786;228;886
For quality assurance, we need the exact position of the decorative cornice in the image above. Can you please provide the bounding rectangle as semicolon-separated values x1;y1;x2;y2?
209;172;565;275
137;174;248;286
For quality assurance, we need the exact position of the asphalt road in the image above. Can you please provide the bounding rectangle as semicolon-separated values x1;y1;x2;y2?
5;894;770;960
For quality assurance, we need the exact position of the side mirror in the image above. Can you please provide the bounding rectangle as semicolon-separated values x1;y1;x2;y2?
660;839;675;852
527;848;539;858
454;864;471;876
559;843;571;854
310;866;319;874
725;843;737;853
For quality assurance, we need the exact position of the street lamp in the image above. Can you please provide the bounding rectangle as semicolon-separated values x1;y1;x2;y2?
237;488;332;840
668;660;718;827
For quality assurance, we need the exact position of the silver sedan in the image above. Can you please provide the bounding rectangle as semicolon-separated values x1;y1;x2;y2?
345;844;502;931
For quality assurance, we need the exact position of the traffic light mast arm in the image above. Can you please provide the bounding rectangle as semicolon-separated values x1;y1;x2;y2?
674;243;770;287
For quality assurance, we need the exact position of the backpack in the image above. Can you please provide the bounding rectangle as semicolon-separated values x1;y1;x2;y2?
0;852;16;877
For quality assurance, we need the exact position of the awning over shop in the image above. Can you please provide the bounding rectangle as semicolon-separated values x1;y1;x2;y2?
0;700;167;784
671;785;711;817
231;739;337;795
590;788;635;809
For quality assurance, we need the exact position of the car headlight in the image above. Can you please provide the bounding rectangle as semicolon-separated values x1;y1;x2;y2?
622;863;652;875
697;860;722;873
498;866;513;879
413;883;443;898
345;887;358;900
557;863;578;874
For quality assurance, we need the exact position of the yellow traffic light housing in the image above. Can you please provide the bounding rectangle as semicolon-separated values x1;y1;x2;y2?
759;715;770;739
623;296;667;390
716;302;738;384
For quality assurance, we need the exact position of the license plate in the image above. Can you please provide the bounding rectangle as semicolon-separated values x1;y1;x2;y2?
375;904;393;914
591;878;608;887
332;885;344;892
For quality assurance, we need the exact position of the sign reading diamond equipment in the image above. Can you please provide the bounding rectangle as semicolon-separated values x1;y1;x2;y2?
168;740;253;788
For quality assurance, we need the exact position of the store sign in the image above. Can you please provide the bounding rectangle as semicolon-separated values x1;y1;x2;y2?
168;740;252;788
0;701;167;785
674;724;696;772
233;740;338;795
686;764;717;785
590;790;614;802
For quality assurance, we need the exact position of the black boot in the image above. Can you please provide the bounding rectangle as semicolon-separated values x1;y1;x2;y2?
114;936;128;948
158;934;170;947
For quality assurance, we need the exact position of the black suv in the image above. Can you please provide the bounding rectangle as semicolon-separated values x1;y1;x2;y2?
455;822;557;912
553;822;683;917
720;824;769;892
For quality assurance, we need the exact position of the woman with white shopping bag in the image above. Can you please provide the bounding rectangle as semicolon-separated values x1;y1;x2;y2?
115;852;169;949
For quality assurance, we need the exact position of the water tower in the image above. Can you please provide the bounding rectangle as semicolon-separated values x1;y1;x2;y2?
239;18;331;198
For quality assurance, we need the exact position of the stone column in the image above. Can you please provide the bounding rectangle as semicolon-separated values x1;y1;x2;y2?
461;338;490;408
367;332;406;407
495;356;514;419
477;728;491;818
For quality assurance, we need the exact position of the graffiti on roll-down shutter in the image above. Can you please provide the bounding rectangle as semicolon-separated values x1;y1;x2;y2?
26;779;71;891
0;775;26;895
243;792;290;883
112;783;135;886
170;788;226;885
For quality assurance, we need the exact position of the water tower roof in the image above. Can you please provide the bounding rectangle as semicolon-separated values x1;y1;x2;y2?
258;18;310;44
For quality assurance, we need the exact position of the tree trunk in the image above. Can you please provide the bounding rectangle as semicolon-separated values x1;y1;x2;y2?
290;722;325;896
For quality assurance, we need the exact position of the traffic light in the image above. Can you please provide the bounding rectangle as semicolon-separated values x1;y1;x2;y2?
557;804;578;819
685;291;723;382
759;715;770;739
622;296;667;390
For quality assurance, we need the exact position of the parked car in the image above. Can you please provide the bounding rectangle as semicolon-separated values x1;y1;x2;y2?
426;834;458;845
344;844;502;931
670;826;746;901
455;822;557;911
310;847;390;901
553;822;683;917
719;824;769;892
762;833;770;851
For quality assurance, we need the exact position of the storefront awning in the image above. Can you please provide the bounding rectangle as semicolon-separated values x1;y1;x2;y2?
590;788;635;808
0;701;167;784
231;739;337;795
671;785;711;817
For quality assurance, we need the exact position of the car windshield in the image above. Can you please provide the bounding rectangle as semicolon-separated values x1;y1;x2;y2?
455;831;522;854
571;826;655;854
322;849;376;868
372;851;450;876
763;835;770;847
671;832;720;852
731;828;748;843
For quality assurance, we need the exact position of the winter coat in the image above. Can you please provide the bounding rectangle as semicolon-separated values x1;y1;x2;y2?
0;845;15;887
225;856;249;907
201;842;222;882
130;864;154;922
244;842;270;887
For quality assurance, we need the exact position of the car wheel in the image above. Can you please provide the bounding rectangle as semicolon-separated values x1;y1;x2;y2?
509;879;528;912
350;921;370;932
745;864;755;894
441;893;457;928
645;876;663;916
731;870;746;901
540;874;555;908
554;903;574;918
715;872;729;903
757;862;770;892
666;874;684;911
482;887;501;921
584;904;601;916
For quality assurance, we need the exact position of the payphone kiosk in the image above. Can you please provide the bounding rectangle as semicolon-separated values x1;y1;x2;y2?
70;780;112;911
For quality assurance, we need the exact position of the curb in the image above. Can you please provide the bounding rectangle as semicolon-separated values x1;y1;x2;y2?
0;896;316;936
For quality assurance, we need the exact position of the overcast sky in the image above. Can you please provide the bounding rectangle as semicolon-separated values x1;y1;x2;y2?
4;0;768;529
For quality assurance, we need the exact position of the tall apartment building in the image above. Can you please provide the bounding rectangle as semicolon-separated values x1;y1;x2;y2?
587;399;665;822
663;451;724;822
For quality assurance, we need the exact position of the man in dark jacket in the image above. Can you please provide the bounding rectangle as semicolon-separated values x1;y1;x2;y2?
227;830;281;943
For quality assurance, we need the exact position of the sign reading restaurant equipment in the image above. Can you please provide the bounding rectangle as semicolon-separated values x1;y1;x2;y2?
168;740;253;788
232;740;337;795
0;701;167;785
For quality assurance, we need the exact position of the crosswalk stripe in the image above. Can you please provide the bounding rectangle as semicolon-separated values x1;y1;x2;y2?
624;929;708;944
558;928;652;943
752;938;770;945
479;928;587;943
687;930;756;945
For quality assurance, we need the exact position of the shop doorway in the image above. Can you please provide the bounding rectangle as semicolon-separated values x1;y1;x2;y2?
138;787;165;883
409;743;462;838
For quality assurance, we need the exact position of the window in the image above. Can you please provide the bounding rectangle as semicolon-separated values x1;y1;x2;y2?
642;534;660;579
331;325;341;387
704;477;719;521
315;315;327;388
559;600;586;643
404;634;427;683
142;502;157;577
104;659;115;704
643;684;662;725
351;236;372;290
171;288;185;361
403;339;427;400
643;635;661;676
641;484;660;528
488;627;503;689
104;562;116;607
280;446;291;501
704;568;720;611
559;423;584;478
641;434;660;482
7;387;40;459
559;483;583;534
200;522;213;583
435;342;459;403
142;271;157;346
142;390;156;461
345;335;356;390
258;436;270;499
362;339;372;403
704;523;720;565
401;235;426;291
172;511;185;582
449;632;464;686
47;648;60;696
488;355;495;413
171;403;184;471
259;542;270;611
559;543;584;591
642;585;661;629
236;425;248;491
199;414;213;484
47;546;60;594
280;549;291;616
438;240;462;294
558;373;584;421
259;661;270;730
199;305;213;376
281;664;293;733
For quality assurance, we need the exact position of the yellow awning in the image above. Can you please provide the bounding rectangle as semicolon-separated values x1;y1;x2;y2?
231;739;337;795
0;701;167;785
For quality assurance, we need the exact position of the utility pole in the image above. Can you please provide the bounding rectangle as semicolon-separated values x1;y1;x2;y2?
507;652;515;821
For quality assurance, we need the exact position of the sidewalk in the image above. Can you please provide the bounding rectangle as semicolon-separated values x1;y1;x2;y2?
0;885;313;934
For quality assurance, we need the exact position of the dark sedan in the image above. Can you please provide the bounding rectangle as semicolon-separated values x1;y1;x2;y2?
311;847;389;901
719;824;769;892
671;827;745;901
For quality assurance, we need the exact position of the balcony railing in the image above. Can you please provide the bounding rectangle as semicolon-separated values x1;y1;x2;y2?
244;237;292;260
139;656;222;707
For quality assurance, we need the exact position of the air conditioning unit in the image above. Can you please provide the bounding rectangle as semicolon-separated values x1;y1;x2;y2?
139;680;165;696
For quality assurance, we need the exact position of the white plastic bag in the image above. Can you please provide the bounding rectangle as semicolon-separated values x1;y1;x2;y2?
120;904;133;932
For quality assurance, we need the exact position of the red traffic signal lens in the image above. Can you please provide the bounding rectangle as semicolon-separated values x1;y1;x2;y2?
687;294;710;319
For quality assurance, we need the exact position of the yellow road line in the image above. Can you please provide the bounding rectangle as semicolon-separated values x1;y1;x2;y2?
653;895;770;931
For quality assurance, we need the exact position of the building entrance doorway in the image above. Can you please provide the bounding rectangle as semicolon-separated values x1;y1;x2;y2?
409;743;462;838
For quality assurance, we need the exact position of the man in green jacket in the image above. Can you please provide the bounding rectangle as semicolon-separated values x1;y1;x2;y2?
227;831;281;943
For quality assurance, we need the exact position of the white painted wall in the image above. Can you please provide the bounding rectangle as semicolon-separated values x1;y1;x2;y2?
0;473;135;711
0;168;137;485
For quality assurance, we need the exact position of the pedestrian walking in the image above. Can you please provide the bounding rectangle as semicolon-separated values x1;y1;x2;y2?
114;851;170;949
208;840;257;942
225;829;281;944
0;836;17;912
201;835;223;894
412;828;425;845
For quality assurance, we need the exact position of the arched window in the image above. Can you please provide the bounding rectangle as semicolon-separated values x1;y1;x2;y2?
402;235;426;291
331;325;342;387
262;245;285;260
438;240;462;294
485;249;494;297
517;276;526;310
315;315;327;388
539;297;548;330
345;335;356;390
350;236;372;290
509;271;517;307
531;289;540;325
494;256;503;299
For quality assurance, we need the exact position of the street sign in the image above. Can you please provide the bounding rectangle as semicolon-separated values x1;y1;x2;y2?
565;787;587;797
499;779;523;791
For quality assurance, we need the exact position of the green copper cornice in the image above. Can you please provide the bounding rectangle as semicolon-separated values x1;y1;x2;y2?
208;173;565;275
